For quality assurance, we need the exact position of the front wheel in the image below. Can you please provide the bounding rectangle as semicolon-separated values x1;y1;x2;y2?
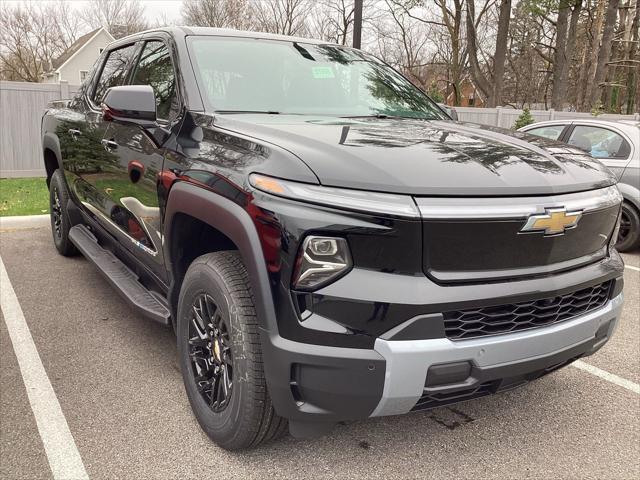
177;251;287;450
49;170;77;257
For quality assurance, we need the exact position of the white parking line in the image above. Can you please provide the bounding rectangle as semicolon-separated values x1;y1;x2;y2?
572;360;640;394
625;264;640;272
0;256;89;480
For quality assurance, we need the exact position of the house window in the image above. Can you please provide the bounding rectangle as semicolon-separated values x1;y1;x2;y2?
80;70;89;83
468;94;475;106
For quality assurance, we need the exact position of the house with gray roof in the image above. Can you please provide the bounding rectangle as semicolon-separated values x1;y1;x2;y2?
43;27;115;84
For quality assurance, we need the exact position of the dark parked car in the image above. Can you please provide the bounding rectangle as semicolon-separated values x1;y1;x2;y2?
519;119;640;251
42;27;625;450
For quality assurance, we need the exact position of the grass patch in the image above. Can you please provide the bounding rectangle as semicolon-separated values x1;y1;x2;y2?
0;177;49;216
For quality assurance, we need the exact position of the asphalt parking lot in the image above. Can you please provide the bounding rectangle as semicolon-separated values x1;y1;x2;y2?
1;218;639;480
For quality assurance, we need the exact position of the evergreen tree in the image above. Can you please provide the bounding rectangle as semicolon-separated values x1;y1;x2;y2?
513;107;535;129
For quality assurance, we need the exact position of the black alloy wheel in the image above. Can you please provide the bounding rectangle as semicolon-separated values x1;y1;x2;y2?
51;186;63;240
615;202;640;252
188;294;233;413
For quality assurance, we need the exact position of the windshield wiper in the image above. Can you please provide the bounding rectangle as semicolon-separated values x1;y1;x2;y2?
215;110;282;115
340;113;435;120
340;113;390;119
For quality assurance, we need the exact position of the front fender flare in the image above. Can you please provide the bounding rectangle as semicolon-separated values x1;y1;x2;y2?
163;181;278;334
42;132;62;169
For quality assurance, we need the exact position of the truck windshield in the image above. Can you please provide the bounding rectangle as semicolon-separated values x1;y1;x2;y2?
187;36;446;120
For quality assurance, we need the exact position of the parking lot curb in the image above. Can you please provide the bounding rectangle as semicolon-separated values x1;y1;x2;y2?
0;215;50;231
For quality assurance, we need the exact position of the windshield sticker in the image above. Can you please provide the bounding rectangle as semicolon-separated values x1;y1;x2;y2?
312;66;335;79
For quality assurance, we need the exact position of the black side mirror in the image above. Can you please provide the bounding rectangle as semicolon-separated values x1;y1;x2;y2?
102;85;157;126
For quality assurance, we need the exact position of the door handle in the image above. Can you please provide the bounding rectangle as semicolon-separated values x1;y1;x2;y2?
68;129;81;140
128;160;145;183
101;139;118;151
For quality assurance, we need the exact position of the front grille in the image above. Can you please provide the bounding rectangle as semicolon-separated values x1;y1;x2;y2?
443;281;612;340
421;205;619;283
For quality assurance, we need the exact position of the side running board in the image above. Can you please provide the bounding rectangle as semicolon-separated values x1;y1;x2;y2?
69;225;170;325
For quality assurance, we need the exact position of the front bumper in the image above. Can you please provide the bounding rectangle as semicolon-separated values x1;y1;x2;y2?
264;292;624;425
372;292;623;416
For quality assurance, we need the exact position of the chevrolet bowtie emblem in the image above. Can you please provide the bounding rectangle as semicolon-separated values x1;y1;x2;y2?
520;208;582;236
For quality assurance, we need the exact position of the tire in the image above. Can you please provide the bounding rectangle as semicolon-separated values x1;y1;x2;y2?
615;202;640;252
49;170;77;257
177;251;287;450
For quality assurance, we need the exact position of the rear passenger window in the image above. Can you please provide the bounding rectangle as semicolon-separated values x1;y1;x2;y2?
92;44;137;104
525;125;565;141
567;125;630;159
130;41;178;121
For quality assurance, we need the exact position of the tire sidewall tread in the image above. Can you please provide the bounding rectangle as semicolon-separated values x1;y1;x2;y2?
49;170;77;257
177;251;286;450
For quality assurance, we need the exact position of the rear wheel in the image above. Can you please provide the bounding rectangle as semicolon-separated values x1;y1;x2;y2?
177;251;287;450
615;202;640;252
49;170;77;257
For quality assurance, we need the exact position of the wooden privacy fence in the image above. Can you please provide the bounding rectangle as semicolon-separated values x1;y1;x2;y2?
0;80;638;178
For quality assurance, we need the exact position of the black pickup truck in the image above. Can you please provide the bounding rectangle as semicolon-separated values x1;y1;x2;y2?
41;27;625;450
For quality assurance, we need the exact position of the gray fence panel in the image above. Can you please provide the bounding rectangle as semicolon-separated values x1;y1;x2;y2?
1;81;79;178
0;80;638;178
456;107;639;129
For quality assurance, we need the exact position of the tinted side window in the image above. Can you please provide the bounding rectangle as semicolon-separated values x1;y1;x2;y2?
526;125;565;141
93;44;137;104
568;125;630;159
130;41;178;121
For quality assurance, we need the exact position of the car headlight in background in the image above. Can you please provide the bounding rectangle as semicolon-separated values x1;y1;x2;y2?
292;236;352;291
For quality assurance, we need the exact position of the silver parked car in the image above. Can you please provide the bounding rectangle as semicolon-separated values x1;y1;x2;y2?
520;119;640;251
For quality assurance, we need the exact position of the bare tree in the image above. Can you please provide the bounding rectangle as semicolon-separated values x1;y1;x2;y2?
505;2;550;107
253;0;311;36
0;1;82;82
181;0;254;30
372;0;432;87
309;0;362;45
80;0;148;39
579;0;607;109
551;0;582;109
588;0;620;107
466;0;512;107
626;0;640;112
491;0;512;107
385;1;465;104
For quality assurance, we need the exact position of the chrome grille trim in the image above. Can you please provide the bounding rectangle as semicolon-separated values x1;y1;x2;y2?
415;186;622;219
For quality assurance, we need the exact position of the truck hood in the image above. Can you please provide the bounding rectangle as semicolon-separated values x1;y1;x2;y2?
213;115;617;196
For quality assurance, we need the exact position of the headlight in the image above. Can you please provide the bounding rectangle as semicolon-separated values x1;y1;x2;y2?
249;173;419;218
292;236;352;290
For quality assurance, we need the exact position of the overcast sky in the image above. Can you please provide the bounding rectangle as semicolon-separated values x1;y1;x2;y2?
133;0;183;23
3;0;185;24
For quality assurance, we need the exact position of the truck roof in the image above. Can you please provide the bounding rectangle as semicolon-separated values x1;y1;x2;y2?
116;26;334;47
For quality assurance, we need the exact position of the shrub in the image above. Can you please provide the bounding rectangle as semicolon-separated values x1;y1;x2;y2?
427;82;444;103
514;107;535;129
